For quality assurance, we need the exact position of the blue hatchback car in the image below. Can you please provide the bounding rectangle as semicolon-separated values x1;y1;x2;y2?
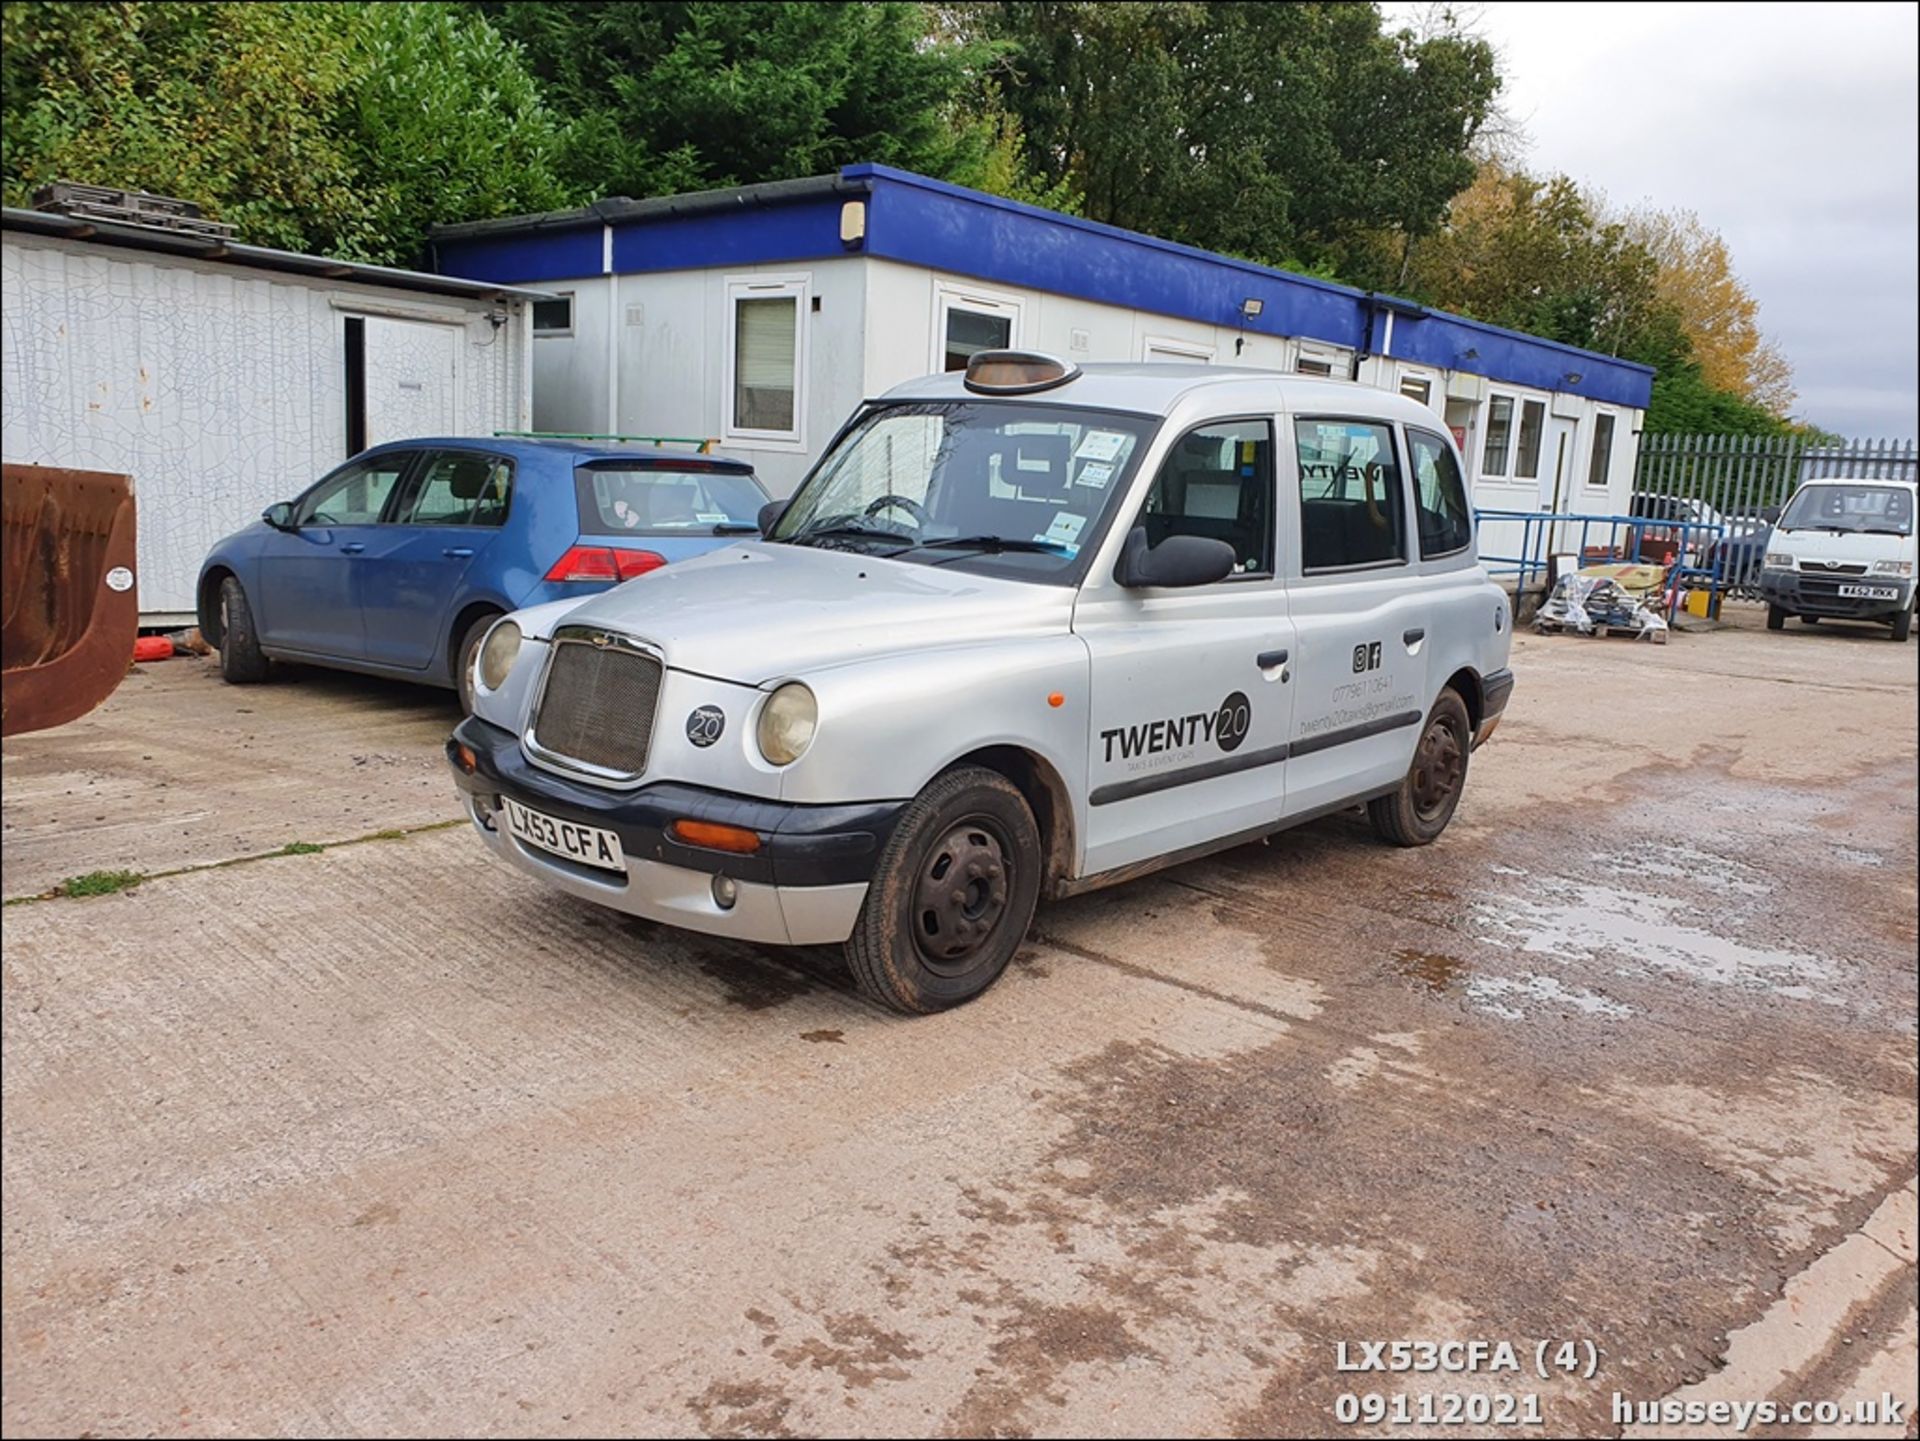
197;437;769;709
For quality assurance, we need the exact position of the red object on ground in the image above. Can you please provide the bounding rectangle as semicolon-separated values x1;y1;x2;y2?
132;635;174;663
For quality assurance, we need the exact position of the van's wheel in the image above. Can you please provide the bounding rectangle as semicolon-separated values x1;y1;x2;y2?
1766;604;1786;631
1893;605;1912;642
1801;614;1819;624
217;576;270;684
454;611;501;714
1369;688;1471;847
845;766;1042;1014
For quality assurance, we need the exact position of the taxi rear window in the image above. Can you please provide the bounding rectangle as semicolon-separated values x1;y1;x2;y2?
574;464;768;535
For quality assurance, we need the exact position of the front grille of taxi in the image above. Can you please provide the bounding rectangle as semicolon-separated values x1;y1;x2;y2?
526;628;663;780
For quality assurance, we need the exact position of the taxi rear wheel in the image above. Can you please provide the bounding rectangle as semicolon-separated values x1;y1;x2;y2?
846;765;1042;1014
1368;688;1471;847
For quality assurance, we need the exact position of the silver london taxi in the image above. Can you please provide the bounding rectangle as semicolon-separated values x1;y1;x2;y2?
448;352;1514;1013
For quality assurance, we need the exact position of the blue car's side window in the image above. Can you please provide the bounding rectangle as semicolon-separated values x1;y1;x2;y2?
396;452;514;528
293;454;411;526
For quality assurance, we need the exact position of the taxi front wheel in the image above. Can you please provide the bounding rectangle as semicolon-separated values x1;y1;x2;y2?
1368;688;1471;847
846;765;1042;1014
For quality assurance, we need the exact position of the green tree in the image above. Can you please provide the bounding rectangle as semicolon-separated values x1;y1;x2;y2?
346;2;577;263
2;1;577;265
2;2;373;256
946;1;1498;275
478;2;993;198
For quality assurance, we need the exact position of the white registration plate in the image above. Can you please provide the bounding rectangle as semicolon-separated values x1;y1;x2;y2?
501;796;626;872
1838;584;1900;599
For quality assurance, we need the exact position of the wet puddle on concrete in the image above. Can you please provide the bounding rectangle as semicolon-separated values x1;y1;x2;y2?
1470;875;1836;1007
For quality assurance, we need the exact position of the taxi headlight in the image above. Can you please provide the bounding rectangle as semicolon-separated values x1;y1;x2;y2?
1871;559;1914;575
477;620;522;691
757;682;817;765
1763;552;1795;570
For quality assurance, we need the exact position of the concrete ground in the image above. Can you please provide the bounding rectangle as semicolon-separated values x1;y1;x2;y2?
3;606;1916;1438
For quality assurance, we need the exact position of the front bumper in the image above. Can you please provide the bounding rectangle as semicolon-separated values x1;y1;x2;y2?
1759;570;1912;620
447;716;902;945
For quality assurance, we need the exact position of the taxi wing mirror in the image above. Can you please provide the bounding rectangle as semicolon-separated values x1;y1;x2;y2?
262;502;296;531
1115;527;1237;589
757;499;787;536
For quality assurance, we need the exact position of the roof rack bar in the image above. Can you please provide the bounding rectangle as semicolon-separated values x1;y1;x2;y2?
491;430;720;453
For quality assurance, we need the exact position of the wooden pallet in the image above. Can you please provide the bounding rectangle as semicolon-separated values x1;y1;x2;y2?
1534;617;1668;644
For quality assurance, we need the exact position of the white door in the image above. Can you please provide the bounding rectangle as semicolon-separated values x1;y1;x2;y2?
1284;416;1430;817
363;316;460;445
1076;418;1296;876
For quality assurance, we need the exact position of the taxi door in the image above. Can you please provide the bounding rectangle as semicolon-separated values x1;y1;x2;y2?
1281;414;1431;818
1074;418;1298;877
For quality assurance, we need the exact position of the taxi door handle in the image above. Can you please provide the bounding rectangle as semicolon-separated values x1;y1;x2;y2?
1403;627;1425;646
339;541;365;554
1256;648;1289;669
443;546;474;559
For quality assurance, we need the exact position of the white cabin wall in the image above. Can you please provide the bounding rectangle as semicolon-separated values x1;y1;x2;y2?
1;231;529;620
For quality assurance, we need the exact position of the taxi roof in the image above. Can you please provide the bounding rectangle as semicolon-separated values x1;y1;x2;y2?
877;362;1444;426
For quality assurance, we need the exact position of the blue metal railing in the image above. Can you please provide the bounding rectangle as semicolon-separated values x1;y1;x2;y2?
1474;509;1727;621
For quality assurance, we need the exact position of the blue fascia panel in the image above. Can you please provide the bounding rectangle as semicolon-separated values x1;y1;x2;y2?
852;164;1652;410
435;226;602;285
610;196;851;273
855;167;1369;351
1389;310;1654;410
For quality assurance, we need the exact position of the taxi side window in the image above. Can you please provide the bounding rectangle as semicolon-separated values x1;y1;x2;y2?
1407;427;1473;558
1296;419;1407;570
1136;419;1274;576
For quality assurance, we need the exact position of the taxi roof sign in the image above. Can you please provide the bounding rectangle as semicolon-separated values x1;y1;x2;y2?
963;350;1081;395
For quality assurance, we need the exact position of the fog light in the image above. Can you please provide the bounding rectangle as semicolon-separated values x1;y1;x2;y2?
712;874;738;910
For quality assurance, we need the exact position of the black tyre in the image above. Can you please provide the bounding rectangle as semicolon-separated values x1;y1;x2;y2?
454;611;501;714
1801;614;1819;624
845;765;1042;1014
217;576;270;684
1766;603;1786;631
1368;688;1471;848
1893;605;1912;643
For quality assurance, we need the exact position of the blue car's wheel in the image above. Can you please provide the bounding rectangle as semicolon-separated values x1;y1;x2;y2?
217;576;270;684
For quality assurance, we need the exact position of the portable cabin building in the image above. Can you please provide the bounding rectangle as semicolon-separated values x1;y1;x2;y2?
2;203;545;622
430;165;1654;564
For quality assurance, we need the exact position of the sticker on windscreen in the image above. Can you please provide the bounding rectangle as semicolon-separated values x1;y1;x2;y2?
1037;511;1086;551
1076;461;1115;488
1074;430;1129;463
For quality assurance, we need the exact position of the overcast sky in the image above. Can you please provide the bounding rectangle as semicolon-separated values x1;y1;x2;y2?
1411;1;1918;438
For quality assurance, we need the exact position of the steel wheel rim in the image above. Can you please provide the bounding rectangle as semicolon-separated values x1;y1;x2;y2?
910;814;1014;975
1410;714;1465;821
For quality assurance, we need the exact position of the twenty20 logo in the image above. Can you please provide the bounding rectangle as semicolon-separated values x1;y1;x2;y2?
1099;691;1252;763
1353;641;1383;674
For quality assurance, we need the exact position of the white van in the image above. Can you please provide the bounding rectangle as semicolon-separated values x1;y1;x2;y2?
1760;477;1917;640
448;354;1514;1012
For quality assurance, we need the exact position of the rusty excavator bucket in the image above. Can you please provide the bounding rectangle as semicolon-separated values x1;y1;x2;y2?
2;464;139;737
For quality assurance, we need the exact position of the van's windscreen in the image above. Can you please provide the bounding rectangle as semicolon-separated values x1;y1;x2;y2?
769;401;1155;576
1779;484;1914;536
575;466;768;535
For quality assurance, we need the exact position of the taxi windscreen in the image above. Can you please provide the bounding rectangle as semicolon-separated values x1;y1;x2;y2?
770;401;1156;573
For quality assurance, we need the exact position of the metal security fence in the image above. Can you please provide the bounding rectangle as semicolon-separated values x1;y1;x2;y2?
1633;434;1917;596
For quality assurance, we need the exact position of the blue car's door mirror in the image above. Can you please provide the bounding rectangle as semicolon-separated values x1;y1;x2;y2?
262;502;296;531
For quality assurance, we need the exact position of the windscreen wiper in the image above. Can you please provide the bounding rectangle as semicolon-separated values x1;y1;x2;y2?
710;521;761;535
907;534;1071;555
787;522;912;549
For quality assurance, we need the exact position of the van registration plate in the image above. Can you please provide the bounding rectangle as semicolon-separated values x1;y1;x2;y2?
1838;584;1899;600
